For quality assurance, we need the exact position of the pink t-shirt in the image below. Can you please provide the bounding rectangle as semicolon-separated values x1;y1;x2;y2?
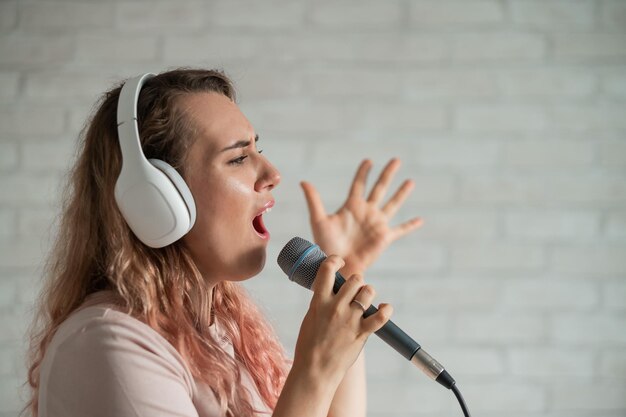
38;292;271;417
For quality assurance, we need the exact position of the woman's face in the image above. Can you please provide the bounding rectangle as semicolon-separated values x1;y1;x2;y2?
180;92;281;284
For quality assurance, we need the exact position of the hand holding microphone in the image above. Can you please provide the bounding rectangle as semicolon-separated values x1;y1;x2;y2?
290;255;393;387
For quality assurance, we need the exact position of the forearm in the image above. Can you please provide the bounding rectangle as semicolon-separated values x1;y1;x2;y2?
273;360;342;417
328;349;366;417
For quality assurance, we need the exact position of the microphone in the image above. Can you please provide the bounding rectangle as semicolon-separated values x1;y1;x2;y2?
277;236;456;390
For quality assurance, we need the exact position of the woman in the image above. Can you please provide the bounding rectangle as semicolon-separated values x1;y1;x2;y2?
26;68;422;417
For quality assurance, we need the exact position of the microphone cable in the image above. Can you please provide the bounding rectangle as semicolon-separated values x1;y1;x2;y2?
451;383;471;417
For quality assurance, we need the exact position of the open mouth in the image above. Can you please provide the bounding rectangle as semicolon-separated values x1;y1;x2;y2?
252;201;273;240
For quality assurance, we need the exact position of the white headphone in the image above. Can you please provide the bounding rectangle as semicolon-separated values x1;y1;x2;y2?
115;73;196;248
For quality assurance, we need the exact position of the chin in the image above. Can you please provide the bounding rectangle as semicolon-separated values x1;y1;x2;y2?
231;245;267;282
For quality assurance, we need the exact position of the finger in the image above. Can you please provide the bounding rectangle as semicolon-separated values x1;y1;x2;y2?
334;273;365;305
382;179;414;218
361;303;393;334
301;181;327;223
355;284;376;307
311;255;344;303
390;217;424;242
347;159;372;200
350;284;376;315
367;158;401;205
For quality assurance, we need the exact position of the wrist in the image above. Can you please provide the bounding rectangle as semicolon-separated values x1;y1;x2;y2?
340;258;366;277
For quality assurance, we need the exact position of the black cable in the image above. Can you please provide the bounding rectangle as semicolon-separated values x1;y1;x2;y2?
451;383;471;417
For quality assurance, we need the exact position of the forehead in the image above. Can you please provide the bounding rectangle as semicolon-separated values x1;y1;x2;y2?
181;92;254;153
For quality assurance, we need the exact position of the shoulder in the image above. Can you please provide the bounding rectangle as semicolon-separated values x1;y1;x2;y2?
39;303;201;417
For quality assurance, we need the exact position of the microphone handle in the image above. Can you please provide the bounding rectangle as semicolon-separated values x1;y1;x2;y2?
332;272;420;360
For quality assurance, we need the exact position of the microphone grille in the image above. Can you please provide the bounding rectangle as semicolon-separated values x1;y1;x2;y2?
277;237;327;290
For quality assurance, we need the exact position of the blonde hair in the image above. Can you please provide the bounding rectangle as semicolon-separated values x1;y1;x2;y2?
26;68;288;416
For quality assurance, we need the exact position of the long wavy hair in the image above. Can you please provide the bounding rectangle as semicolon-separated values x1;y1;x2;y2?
26;68;288;416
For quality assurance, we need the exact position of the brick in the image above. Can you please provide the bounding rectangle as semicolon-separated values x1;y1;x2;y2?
462;174;626;206
116;1;205;31
75;35;157;64
545;175;626;205
0;346;20;375
165;33;448;65
460;382;545;412
364;340;409;378
502;140;594;168
0;209;16;239
602;0;626;30
20;2;114;31
0;35;73;68
0;240;46;269
371;241;446;272
311;0;402;28
0;174;60;206
23;73;111;102
452;34;546;62
606;211;626;239
342;102;447;131
455;105;548;131
402;279;500;311
603;73;626;97
599;140;626;167
553;314;626;345
431;346;504;376
410;0;504;27
501;279;598;310
245;99;347;133
509;347;594;377
368;381;448;414
600;349;626;377
498;69;597;97
232;70;302;100
402;70;498;100
0;2;17;33
212;0;306;29
0;72;19;99
504;210;599;240
604;282;626;310
18;208;57;239
415;209;498;240
553;382;626;411
553;104;626;130
22;141;75;171
303;69;402;98
451;243;545;272
551;246;626;276
455;313;545;343
0;142;18;170
0;278;17;309
0;106;65;136
554;34;626;61
0;376;23;412
510;0;595;30
415;139;499;168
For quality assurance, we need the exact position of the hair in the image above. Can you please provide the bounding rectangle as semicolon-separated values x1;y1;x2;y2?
25;68;288;416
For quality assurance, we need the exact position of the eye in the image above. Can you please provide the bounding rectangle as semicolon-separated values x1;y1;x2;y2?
258;149;263;154
228;155;248;165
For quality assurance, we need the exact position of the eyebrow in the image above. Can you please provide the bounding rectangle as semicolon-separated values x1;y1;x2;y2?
220;134;259;152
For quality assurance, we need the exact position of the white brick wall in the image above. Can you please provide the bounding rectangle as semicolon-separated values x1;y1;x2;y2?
1;1;625;416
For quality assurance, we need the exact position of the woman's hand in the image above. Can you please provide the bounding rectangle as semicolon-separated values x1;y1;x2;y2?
301;158;423;273
292;255;392;386
274;256;392;417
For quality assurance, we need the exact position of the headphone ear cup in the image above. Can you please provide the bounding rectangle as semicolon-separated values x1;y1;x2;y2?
148;159;196;230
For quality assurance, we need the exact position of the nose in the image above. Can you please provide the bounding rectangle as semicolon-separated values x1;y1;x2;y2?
255;157;281;192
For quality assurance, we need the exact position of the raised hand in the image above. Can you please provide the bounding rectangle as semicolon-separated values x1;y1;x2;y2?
301;158;423;274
